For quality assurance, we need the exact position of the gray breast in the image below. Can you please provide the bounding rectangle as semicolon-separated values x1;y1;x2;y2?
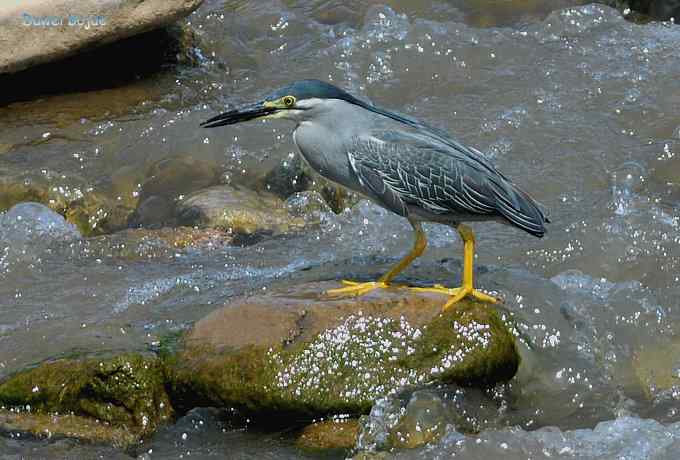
292;101;370;193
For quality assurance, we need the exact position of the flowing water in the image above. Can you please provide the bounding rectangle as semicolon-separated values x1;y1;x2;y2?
1;0;680;458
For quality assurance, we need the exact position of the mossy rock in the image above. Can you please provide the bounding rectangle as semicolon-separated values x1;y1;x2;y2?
0;411;139;448
129;156;223;228
139;156;222;201
388;392;449;449
0;172;131;236
175;185;306;241
109;165;146;209
65;193;132;236
632;338;680;399
165;282;519;416
297;418;360;451
0;353;172;438
0;173;69;215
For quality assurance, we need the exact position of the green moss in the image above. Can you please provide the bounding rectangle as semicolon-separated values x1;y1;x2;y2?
165;344;278;413
0;410;139;448
0;353;172;436
296;418;360;451
0;175;132;236
408;302;520;386
0;178;69;215
65;193;131;236
156;330;185;360
263;313;425;414
0;302;520;442
166;302;519;417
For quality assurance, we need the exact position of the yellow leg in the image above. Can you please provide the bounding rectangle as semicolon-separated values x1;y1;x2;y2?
325;220;427;298
412;224;498;310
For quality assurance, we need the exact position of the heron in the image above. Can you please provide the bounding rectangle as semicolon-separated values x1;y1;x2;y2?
201;80;548;310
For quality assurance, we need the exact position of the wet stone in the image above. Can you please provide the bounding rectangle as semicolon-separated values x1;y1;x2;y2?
175;184;306;240
129;195;175;229
296;418;360;451
0;202;80;244
165;282;520;417
0;202;81;269
0;353;173;441
0;411;139;448
632;338;680;400
64;192;131;236
129;156;222;228
261;156;360;213
0;0;205;74
0;171;78;216
0;175;55;213
0;172;133;236
261;155;311;199
601;0;680;21
285;190;333;218
388;391;450;449
109;164;146;209
356;385;508;453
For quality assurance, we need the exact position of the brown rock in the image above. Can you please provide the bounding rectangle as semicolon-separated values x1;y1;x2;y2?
168;282;520;415
129;156;222;227
185;282;445;350
0;354;173;441
175;184;305;238
297;418;360;451
0;411;138;448
632;338;680;399
0;0;204;74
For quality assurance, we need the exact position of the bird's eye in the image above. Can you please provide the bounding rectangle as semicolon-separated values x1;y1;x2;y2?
282;95;296;107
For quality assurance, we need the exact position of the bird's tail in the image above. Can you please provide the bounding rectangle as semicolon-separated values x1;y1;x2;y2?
491;180;549;238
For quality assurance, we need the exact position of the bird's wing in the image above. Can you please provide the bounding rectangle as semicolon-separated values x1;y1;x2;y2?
346;130;548;237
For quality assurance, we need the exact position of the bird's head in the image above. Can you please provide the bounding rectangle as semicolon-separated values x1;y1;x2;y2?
200;79;363;128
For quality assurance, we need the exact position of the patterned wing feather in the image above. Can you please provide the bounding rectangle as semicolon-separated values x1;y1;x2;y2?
347;131;548;237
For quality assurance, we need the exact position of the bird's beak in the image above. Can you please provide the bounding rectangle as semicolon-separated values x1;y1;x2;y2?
200;100;276;128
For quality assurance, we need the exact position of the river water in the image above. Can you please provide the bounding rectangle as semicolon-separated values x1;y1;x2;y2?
1;0;680;458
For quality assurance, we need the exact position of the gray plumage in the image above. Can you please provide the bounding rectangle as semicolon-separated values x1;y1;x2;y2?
203;79;548;237
346;128;548;237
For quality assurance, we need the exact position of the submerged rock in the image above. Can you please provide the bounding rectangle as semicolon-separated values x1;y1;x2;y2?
285;190;334;220
262;157;360;213
0;353;172;440
166;282;519;416
0;175;60;213
0;172;134;236
632;338;680;400
65;192;131;236
356;385;508;452
0;0;204;74
0;202;80;243
602;0;680;21
109;165;146;210
297;418;360;451
262;155;311;199
0;203;81;268
175;185;306;242
129;156;222;228
377;416;680;459
0;411;139;448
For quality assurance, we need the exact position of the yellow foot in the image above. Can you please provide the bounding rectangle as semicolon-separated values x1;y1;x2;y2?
325;280;405;298
411;284;499;310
